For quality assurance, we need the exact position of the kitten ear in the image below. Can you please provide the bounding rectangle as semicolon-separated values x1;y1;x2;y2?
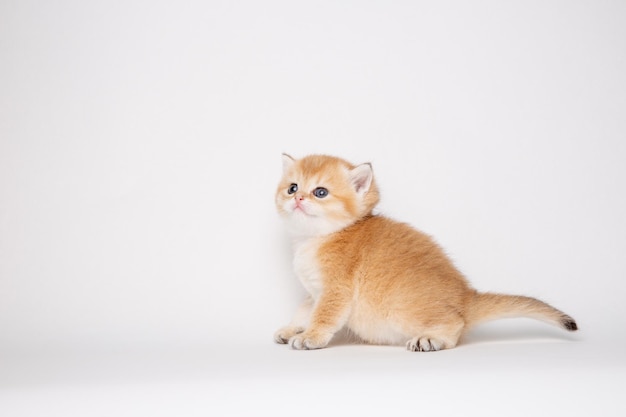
349;163;373;194
282;153;295;173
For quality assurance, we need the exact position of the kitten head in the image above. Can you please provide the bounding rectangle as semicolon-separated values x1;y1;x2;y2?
276;154;380;237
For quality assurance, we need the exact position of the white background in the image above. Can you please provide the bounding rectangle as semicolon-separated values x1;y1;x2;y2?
1;0;625;415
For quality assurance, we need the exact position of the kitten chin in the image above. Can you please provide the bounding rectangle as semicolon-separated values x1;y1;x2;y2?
274;153;578;352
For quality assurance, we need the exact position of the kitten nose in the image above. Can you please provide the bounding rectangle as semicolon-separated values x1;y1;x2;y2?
295;193;305;201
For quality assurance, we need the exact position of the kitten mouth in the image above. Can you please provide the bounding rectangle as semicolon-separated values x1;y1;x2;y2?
292;201;313;216
293;205;309;215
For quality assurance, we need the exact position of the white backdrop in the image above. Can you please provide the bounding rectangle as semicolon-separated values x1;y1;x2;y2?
1;1;625;415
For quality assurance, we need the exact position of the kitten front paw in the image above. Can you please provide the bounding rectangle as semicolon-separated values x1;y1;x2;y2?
289;331;332;350
274;326;304;344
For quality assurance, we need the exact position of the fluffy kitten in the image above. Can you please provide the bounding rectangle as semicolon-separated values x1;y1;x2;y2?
274;154;577;351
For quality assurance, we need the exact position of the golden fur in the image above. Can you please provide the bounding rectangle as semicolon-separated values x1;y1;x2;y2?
274;154;577;351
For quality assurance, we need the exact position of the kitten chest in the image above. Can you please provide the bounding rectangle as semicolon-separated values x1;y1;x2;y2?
292;237;324;300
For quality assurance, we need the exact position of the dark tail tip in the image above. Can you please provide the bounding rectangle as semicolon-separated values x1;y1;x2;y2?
562;317;578;332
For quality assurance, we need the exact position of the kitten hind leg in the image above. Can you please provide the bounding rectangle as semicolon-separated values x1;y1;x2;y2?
406;336;446;352
405;321;465;352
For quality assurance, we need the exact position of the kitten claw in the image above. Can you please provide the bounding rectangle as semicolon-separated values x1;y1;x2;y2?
406;337;444;352
289;336;307;350
274;326;304;344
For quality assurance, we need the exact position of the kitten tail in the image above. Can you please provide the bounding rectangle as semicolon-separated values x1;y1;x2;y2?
466;292;578;332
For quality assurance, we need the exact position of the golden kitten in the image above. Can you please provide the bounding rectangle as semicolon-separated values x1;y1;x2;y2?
274;154;577;351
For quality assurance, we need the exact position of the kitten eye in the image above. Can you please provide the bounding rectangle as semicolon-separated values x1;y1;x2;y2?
313;187;329;198
288;184;298;194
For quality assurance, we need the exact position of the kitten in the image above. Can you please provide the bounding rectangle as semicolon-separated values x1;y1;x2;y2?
274;154;578;351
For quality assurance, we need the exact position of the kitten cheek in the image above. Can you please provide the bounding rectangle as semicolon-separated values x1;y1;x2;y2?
320;201;348;217
276;199;293;215
284;202;296;213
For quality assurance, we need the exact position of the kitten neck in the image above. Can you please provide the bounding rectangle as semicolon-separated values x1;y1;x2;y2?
285;216;356;242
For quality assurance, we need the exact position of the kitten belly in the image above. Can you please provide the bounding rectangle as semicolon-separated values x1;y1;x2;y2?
347;308;407;346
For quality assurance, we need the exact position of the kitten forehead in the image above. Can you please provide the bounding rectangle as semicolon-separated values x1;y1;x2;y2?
292;154;357;174
286;155;355;189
